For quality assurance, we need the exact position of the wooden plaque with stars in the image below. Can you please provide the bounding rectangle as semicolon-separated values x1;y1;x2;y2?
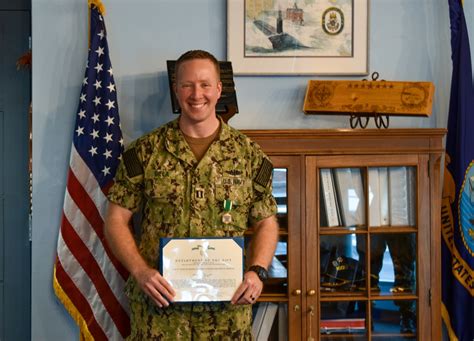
303;80;434;116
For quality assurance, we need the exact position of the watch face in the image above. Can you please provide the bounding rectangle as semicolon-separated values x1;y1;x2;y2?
258;268;268;280
249;265;268;281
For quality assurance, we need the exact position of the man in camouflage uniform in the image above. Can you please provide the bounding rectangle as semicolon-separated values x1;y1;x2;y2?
105;50;279;340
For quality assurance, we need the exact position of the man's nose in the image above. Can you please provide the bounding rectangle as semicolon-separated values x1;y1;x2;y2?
191;85;203;98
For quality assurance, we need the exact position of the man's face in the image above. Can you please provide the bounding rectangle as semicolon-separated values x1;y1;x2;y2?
174;59;222;125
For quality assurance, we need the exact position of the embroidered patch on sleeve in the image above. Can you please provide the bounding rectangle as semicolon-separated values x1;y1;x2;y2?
254;158;273;188
123;148;143;178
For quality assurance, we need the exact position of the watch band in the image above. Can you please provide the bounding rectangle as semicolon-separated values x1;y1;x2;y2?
247;265;268;281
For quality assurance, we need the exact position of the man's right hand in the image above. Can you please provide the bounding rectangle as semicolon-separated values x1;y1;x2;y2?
104;203;176;307
134;266;176;308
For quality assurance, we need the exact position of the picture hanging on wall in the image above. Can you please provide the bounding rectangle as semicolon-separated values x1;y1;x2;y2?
227;0;368;75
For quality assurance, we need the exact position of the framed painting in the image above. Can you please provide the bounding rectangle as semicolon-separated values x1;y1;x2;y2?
227;0;369;75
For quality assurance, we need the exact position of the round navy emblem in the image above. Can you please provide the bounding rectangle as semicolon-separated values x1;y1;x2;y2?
400;84;427;109
322;7;344;35
459;161;474;256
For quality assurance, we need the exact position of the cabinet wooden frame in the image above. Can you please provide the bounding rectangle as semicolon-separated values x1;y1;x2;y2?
242;129;445;341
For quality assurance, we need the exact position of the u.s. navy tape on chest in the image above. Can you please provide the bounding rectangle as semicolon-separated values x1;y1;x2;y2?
223;169;244;186
123;148;143;178
254;158;273;189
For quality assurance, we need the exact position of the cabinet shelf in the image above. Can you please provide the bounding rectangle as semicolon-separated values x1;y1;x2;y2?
258;293;289;302
320;227;366;234
320;334;367;339
319;227;418;235
371;332;417;338
318;292;415;300
369;226;418;233
320;332;417;339
370;293;418;301
320;292;368;301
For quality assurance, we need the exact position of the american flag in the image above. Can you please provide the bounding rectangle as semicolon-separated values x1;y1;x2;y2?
53;5;130;340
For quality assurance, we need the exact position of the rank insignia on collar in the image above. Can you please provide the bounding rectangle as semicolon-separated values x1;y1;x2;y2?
195;188;204;199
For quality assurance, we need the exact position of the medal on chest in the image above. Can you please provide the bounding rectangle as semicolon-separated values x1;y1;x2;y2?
222;199;233;224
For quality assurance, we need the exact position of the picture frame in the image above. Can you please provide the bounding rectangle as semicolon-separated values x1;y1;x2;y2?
227;0;369;75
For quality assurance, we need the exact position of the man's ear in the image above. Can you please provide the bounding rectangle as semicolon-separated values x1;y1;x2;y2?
217;81;223;99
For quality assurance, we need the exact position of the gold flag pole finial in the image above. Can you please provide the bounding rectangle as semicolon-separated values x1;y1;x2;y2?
87;0;106;48
88;0;106;16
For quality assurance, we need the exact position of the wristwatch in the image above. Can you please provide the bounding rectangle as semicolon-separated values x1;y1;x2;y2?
247;265;268;281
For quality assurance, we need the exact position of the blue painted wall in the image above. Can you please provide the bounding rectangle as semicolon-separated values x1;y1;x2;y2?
32;0;471;339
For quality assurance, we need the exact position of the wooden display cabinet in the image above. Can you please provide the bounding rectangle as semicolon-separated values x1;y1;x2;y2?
242;129;445;341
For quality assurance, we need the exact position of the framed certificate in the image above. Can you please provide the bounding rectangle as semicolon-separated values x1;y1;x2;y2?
159;237;244;302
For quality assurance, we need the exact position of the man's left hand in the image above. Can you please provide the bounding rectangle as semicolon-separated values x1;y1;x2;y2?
231;270;262;305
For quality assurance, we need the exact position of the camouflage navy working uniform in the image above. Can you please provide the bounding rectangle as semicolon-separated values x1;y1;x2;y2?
108;118;277;340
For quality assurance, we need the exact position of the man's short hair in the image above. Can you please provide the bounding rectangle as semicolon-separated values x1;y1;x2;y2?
175;50;221;81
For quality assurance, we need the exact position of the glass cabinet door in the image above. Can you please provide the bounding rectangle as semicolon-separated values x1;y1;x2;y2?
306;156;429;341
251;156;302;341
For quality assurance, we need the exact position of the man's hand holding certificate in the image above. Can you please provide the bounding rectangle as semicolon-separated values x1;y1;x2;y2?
159;237;244;302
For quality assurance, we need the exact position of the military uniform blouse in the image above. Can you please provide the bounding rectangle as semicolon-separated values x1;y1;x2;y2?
107;118;277;340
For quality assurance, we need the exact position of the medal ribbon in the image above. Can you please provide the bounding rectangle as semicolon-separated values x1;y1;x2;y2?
223;199;233;212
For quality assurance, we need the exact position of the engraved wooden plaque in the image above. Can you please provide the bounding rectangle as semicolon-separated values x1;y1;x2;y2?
303;80;434;116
